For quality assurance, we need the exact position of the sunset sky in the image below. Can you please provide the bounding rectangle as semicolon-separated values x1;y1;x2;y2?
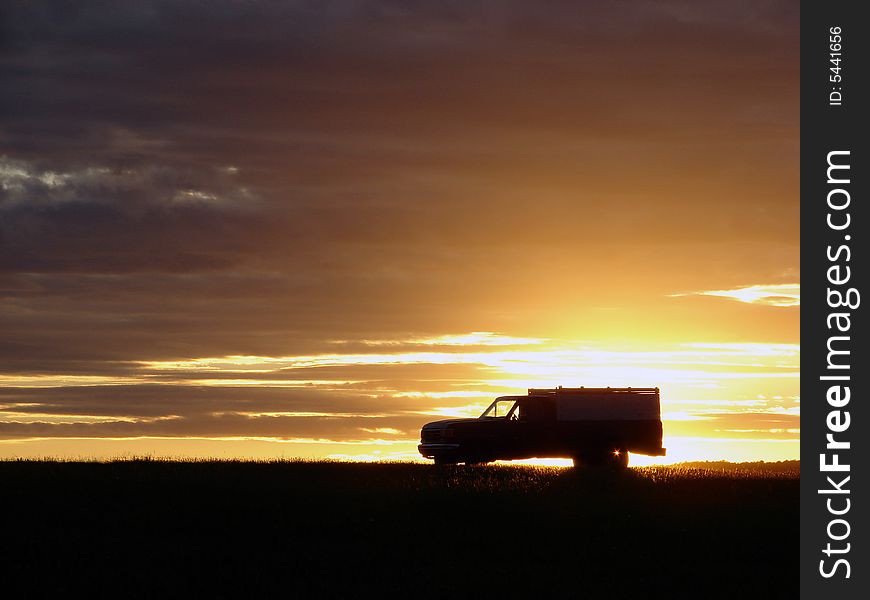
0;1;799;463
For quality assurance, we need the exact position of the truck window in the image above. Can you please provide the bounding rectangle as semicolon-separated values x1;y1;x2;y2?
481;398;518;419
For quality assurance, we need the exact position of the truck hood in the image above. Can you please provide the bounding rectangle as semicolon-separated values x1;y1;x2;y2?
422;418;477;430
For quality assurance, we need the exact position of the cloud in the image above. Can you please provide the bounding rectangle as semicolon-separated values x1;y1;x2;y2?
672;284;800;307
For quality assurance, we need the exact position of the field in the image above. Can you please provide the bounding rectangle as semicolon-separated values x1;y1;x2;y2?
1;460;798;598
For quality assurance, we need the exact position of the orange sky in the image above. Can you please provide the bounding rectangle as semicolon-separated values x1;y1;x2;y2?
0;1;799;463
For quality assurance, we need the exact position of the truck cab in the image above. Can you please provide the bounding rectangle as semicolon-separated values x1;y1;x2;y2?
418;387;666;467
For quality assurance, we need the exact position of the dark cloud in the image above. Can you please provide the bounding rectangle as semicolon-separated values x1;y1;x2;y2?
0;413;426;441
0;381;466;441
0;157;271;274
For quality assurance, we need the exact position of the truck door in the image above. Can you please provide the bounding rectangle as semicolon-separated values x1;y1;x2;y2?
499;400;526;458
489;398;545;458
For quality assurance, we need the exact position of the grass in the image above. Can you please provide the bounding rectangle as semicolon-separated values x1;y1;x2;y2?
0;459;798;598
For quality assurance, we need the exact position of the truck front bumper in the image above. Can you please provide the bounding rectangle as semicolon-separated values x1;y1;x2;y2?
418;443;460;458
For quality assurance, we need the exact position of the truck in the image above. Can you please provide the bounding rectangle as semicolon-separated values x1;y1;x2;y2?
418;386;666;467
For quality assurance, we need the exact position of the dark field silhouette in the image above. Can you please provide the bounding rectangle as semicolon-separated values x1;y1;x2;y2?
1;460;798;599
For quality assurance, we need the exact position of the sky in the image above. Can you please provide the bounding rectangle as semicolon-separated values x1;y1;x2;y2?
0;0;799;463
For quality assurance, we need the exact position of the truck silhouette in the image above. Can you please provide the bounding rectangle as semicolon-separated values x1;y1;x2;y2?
418;386;666;467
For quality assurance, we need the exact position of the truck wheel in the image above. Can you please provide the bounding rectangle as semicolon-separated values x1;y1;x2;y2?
609;449;629;469
433;456;456;466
